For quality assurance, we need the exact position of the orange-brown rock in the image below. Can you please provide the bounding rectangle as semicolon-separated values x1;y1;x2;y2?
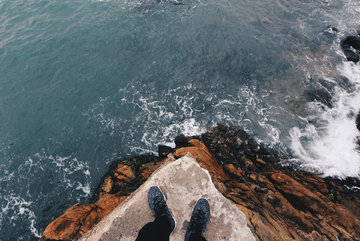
139;159;167;181
115;164;135;182
101;177;113;193
39;155;166;241
173;139;229;182
270;173;333;214
40;203;97;241
224;163;244;179
256;158;266;165
39;194;128;241
39;125;360;241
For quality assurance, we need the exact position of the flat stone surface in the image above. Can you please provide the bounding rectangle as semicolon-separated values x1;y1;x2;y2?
79;153;256;241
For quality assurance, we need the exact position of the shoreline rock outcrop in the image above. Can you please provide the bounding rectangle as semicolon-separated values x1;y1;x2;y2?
79;154;256;241
38;125;360;241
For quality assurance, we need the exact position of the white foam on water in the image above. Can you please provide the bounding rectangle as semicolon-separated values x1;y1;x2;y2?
290;62;360;178
159;118;207;148
49;154;92;198
1;150;93;236
86;80;295;162
125;87;208;152
209;86;291;150
85;86;201;155
284;0;360;178
84;83;252;155
0;194;41;238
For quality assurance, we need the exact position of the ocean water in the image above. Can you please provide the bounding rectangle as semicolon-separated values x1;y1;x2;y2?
0;0;359;239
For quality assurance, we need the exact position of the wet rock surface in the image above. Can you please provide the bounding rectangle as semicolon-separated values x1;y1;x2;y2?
342;36;360;51
342;35;360;63
334;76;356;93
304;89;333;108
344;49;359;62
39;125;360;241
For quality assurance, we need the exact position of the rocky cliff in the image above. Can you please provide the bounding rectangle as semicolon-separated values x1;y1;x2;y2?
78;153;256;241
38;125;360;241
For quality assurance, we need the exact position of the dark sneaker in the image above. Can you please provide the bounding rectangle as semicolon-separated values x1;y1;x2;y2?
185;198;211;241
148;186;176;232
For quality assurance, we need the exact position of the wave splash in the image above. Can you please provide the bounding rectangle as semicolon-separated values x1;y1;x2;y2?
290;59;360;178
287;0;360;178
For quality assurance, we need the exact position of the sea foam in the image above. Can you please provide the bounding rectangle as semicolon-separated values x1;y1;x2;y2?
290;62;360;178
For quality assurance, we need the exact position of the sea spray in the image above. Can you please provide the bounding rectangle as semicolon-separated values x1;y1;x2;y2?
290;62;360;178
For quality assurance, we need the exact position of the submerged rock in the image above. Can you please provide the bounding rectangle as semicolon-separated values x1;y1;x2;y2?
342;36;360;51
356;111;360;131
38;125;360;241
319;26;338;43
342;35;360;63
334;75;356;93
344;49;359;62
158;145;174;158
304;89;333;108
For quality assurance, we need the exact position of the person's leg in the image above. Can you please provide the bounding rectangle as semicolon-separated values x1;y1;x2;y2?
189;233;207;241
135;186;176;241
184;198;210;241
135;215;172;241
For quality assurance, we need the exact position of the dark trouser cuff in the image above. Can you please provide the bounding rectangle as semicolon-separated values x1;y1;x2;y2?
189;233;207;241
135;215;172;241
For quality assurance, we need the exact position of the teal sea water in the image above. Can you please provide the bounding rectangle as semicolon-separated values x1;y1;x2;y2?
0;0;360;239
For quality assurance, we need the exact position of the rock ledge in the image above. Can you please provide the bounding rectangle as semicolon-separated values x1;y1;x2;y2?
79;153;256;241
39;125;360;241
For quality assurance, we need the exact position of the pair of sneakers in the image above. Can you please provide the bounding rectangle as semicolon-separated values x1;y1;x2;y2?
148;186;210;241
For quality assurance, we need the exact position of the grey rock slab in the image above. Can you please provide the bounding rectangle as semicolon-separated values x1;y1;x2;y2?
80;153;256;241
